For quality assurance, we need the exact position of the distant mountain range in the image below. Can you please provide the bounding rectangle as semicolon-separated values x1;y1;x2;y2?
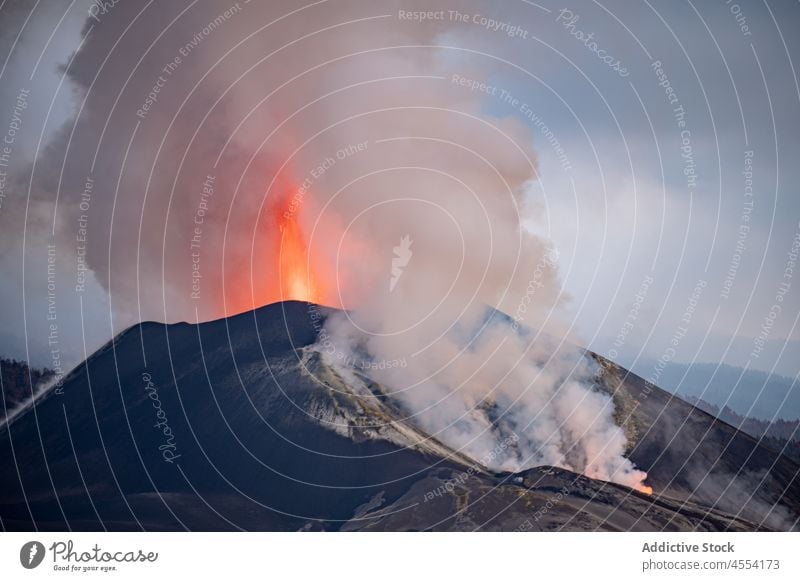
1;302;798;531
626;361;799;421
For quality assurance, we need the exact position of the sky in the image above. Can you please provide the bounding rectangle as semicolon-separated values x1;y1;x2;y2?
0;0;798;384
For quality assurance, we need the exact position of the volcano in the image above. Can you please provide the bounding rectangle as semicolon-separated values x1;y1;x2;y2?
0;301;797;531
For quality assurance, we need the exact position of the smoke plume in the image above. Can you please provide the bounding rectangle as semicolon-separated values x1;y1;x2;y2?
0;0;649;490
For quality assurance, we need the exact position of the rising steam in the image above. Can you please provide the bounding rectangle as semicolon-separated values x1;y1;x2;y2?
0;0;650;491
316;147;653;490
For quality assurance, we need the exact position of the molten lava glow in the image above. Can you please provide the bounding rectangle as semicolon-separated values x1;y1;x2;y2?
220;183;343;316
278;208;325;303
637;483;654;495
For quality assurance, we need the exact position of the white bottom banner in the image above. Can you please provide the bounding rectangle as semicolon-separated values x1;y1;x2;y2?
1;532;797;580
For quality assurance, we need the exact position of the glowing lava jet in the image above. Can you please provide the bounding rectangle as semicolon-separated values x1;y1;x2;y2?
276;194;326;304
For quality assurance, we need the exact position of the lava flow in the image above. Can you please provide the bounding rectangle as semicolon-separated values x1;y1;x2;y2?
277;196;326;304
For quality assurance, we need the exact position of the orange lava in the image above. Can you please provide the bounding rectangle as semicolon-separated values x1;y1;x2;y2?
637;484;654;495
278;206;325;303
220;181;336;315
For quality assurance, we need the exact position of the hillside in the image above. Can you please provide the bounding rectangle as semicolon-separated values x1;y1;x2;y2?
0;301;797;531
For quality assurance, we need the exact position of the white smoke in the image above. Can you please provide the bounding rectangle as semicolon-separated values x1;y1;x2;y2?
0;0;649;490
322;276;650;490
297;13;651;489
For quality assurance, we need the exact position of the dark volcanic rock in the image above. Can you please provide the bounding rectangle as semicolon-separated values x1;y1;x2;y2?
343;466;763;532
0;301;797;531
592;354;800;530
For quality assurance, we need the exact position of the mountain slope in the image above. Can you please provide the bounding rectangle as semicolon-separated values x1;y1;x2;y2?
595;355;800;529
0;301;797;531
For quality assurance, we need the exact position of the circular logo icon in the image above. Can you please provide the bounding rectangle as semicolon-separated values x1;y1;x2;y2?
19;541;45;569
